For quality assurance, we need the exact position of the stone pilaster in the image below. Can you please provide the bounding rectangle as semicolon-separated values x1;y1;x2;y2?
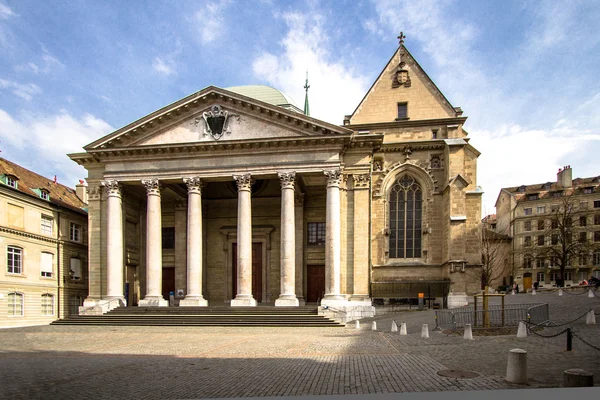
180;177;208;307
138;179;168;307
351;173;372;304
294;193;305;306
275;172;299;306
321;169;346;307
103;180;126;306
231;174;257;306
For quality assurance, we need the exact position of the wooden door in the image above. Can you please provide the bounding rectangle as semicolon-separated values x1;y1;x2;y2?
232;243;262;302
306;265;325;303
162;267;175;302
523;274;532;290
126;265;138;306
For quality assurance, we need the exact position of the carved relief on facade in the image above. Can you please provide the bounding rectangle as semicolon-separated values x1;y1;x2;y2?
193;104;239;141
352;174;371;189
429;154;443;169
392;62;412;88
87;184;103;201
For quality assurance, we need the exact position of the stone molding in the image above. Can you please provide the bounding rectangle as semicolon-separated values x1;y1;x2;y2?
87;184;102;201
353;174;371;189
233;173;252;192
324;169;342;188
278;172;296;190
183;177;203;194
141;179;161;196
101;180;121;197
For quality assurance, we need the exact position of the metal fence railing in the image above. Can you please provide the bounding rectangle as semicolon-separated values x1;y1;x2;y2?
371;280;451;309
435;303;548;330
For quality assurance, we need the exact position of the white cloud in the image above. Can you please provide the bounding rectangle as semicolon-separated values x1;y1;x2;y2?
194;1;230;45
0;3;15;19
0;109;113;186
15;62;40;74
252;12;369;124
152;57;175;76
0;79;42;101
14;49;64;75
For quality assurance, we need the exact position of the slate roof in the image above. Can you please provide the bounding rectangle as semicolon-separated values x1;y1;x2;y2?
501;176;600;202
0;157;87;215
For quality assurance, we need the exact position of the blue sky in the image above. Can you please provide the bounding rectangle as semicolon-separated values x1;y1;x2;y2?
1;0;599;213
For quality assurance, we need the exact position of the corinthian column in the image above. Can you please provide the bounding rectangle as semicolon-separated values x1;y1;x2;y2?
322;169;345;307
231;173;257;306
180;177;208;307
139;179;168;307
275;172;299;306
103;180;126;306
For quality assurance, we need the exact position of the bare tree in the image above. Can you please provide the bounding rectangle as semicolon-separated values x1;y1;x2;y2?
471;223;513;289
539;194;593;286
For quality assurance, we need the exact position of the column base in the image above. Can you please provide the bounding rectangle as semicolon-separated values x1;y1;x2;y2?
297;296;306;306
320;296;348;309
139;296;169;307
179;296;208;307
275;295;299;307
348;295;372;306
231;295;257;307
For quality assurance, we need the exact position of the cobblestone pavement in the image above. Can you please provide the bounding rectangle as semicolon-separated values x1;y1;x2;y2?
0;290;598;399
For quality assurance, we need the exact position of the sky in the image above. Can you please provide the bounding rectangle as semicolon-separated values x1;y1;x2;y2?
0;0;599;213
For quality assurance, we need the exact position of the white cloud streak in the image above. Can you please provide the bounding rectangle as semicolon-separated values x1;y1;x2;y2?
194;1;230;45
0;79;42;101
0;3;15;19
152;57;175;76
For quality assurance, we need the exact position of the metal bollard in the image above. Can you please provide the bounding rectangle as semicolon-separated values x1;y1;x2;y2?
464;323;473;340
566;328;572;351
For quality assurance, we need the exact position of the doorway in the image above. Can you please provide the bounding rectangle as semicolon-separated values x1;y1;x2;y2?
126;265;139;306
162;267;175;302
232;243;262;302
523;273;532;291
306;265;325;303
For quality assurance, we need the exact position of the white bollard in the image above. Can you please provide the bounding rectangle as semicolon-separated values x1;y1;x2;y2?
355;320;360;329
372;321;377;331
511;290;515;295
391;320;398;332
464;323;473;340
400;322;407;335
506;348;528;384
421;324;429;338
516;321;528;338
532;289;536;295
586;310;596;325
588;289;594;298
558;289;563;296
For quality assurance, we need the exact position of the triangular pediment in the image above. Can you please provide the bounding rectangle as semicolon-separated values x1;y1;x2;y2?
349;45;460;125
85;87;351;150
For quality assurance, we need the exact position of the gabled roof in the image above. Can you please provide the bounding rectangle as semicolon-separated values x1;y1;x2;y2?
0;158;87;214
497;174;600;204
84;86;352;151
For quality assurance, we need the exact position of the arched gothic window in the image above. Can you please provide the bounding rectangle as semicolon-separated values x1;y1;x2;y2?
389;174;422;258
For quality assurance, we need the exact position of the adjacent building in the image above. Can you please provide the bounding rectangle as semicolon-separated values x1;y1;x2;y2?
0;158;88;328
495;166;600;291
68;36;483;316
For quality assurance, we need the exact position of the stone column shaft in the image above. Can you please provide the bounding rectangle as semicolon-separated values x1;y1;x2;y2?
275;172;299;306
139;179;167;307
231;174;256;306
322;169;344;305
104;180;126;306
180;177;207;307
352;174;371;303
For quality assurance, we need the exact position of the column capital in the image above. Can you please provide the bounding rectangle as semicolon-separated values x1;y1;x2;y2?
352;173;371;189
324;169;342;188
233;173;252;192
87;184;103;201
101;180;122;197
183;177;203;194
278;172;296;190
141;178;161;195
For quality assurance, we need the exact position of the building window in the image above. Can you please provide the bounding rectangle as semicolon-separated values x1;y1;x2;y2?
551;234;558;245
550;272;559;282
7;246;22;274
517;186;526;193
583;188;593;194
162;227;175;249
537;235;545;246
595;215;600;225
524;236;531;247
524;221;532;231
536;272;545;283
70;258;82;280
579;232;587;243
528;194;539;201
40;252;53;278
523;255;532;269
549;256;558;267
551;219;558;229
524;208;532;216
8;292;24;316
537;220;544;230
536;257;545;269
41;294;54;316
580;216;587;226
594;251;600;266
593;270;600;278
396;102;408;119
6;176;17;188
41;215;53;236
40;190;49;200
579;253;587;266
595;231;600;242
70;223;81;242
564;271;573;281
580;201;588;210
431;129;438;139
594;200;600;208
537;206;546;214
552;192;561;198
389;174;422;258
308;222;326;246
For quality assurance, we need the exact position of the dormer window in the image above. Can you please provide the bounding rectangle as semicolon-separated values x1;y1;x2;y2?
517;185;526;193
583;187;593;194
40;189;50;200
552;191;562;198
542;182;552;190
6;175;17;188
396;103;408;120
528;194;539;201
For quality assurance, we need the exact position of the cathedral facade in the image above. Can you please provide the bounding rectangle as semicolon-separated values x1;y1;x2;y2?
69;38;482;315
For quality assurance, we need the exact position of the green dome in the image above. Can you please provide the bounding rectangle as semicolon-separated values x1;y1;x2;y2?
225;85;302;114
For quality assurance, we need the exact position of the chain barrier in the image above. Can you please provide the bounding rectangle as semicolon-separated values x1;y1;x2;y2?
571;330;600;352
592;289;600;298
561;288;590;296
525;324;570;338
526;309;589;328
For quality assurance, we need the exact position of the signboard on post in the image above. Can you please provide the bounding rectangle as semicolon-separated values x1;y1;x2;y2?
418;292;424;310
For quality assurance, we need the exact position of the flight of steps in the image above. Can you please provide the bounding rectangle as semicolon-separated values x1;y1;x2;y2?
51;306;344;327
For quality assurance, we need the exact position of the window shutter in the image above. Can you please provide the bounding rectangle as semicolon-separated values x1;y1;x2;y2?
40;252;53;274
70;258;82;279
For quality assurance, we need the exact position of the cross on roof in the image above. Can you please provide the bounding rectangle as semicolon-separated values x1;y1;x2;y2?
397;31;406;45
